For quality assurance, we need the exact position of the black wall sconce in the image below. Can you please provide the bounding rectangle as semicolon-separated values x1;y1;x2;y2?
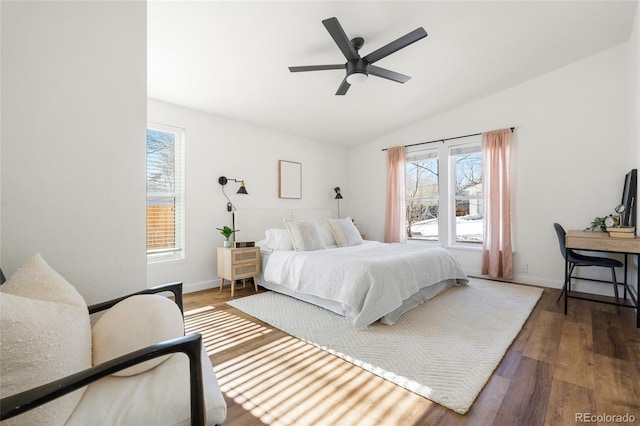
334;187;343;218
219;176;248;212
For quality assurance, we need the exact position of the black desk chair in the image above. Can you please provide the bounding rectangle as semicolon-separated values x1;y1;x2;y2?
554;223;623;304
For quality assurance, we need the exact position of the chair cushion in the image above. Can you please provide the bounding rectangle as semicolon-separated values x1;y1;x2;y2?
0;254;91;425
92;294;185;376
569;251;624;268
66;343;228;426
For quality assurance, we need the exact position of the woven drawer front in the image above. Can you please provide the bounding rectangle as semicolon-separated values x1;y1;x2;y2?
233;263;259;277
232;250;258;263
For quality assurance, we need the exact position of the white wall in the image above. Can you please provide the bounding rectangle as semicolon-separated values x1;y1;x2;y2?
350;43;635;291
1;1;147;304
147;100;348;292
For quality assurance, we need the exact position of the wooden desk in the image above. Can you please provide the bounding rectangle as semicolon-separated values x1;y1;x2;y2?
565;230;639;327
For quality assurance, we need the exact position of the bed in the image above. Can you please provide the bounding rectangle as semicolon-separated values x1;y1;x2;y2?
234;209;468;328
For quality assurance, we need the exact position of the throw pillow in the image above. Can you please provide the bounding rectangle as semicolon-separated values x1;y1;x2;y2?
92;294;185;376
0;254;91;425
1;253;87;308
326;217;364;247
316;222;337;247
283;219;326;251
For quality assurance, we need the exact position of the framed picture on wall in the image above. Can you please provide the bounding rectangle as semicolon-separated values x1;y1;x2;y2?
279;160;302;199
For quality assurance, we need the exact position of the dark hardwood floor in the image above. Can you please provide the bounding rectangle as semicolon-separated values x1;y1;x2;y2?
184;283;640;426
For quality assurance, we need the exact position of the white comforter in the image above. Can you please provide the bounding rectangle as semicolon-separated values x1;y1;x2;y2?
263;241;468;328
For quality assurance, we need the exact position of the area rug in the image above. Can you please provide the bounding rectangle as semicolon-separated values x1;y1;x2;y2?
227;278;543;414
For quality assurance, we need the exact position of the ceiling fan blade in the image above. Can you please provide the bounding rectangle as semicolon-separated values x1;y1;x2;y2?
368;65;411;83
335;78;351;95
322;17;359;61
363;27;427;64
289;64;344;72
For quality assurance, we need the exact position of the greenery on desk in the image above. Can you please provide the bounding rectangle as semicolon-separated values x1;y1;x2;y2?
586;216;607;232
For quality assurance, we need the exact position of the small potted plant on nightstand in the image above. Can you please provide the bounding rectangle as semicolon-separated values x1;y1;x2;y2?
217;226;239;248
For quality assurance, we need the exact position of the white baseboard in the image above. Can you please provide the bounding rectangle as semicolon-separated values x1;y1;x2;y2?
183;279;221;294
467;270;562;289
507;275;561;289
184;274;626;298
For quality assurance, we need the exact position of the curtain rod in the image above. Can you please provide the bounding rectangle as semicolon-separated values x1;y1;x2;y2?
381;127;515;152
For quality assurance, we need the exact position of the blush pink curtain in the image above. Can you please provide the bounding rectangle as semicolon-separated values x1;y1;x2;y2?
384;146;406;243
481;129;513;279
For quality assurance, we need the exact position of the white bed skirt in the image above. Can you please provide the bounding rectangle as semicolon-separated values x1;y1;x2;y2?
256;273;459;326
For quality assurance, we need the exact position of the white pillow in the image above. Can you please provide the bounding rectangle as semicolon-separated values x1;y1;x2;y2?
1;253;87;308
317;222;337;247
283;219;326;251
326;217;364;247
0;254;91;425
265;228;294;251
92;294;185;377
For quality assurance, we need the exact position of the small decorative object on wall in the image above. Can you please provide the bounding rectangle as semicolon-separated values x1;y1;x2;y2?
279;160;302;199
217;226;239;247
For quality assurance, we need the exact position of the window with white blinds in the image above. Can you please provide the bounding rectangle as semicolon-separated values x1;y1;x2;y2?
146;123;185;262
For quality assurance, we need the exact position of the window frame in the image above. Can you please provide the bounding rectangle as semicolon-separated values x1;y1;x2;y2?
405;135;483;248
405;148;440;242
146;122;185;263
449;142;483;245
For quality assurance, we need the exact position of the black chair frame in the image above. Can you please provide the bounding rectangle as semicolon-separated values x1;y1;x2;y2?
554;223;624;308
0;282;207;426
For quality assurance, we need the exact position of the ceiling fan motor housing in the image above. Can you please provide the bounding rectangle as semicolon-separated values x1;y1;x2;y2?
347;58;369;78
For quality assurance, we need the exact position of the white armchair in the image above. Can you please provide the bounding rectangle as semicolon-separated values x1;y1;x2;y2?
0;254;227;425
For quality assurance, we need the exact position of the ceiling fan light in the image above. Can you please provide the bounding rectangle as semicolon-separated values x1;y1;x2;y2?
346;72;368;84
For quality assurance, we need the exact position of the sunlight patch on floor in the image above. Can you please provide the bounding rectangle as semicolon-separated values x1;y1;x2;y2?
187;308;417;425
184;306;273;355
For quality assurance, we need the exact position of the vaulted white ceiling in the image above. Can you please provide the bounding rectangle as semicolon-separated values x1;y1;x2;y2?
147;1;637;147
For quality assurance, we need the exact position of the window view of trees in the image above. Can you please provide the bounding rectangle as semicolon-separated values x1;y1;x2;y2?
406;157;439;240
453;151;483;243
405;143;483;244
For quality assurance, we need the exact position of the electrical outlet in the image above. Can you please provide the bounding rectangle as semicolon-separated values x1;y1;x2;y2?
520;264;528;273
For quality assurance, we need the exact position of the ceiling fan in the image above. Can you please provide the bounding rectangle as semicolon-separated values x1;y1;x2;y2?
288;17;428;96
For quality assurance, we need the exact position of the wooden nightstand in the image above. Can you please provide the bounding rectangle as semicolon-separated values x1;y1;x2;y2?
217;247;261;297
